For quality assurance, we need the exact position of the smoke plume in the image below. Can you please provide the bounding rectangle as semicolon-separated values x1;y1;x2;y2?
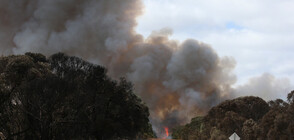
234;73;293;101
0;0;291;137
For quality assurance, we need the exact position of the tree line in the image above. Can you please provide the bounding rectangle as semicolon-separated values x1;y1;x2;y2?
0;52;155;140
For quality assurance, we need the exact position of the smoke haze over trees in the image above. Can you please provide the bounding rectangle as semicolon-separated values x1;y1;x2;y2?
0;0;238;134
0;0;293;136
0;53;155;139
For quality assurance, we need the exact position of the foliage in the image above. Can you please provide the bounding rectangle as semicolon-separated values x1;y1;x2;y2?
0;53;154;139
172;94;294;140
172;116;204;140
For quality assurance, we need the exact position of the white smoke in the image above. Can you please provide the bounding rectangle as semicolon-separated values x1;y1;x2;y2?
234;73;293;101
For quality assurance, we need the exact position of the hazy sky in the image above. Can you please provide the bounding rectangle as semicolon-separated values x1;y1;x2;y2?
136;0;294;86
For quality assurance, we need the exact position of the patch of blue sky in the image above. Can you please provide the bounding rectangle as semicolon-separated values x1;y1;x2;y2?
225;22;244;30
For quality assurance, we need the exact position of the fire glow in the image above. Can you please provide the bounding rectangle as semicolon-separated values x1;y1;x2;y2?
164;127;169;139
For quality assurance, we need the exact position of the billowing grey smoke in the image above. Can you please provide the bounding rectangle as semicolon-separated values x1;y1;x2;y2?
0;0;236;136
1;0;142;61
1;0;289;137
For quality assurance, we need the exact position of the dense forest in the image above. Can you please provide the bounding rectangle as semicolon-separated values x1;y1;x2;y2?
0;53;155;139
172;92;294;140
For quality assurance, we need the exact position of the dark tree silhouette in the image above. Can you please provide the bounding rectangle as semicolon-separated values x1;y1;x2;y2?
0;53;154;139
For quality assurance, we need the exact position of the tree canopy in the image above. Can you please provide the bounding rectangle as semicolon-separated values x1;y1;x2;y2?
0;52;155;139
172;93;294;140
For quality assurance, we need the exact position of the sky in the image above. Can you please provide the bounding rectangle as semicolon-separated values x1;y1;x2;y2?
136;0;294;88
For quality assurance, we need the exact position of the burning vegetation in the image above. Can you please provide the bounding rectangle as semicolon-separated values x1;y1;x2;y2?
0;0;238;134
1;0;294;139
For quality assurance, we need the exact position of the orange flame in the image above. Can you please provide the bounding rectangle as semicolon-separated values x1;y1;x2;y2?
164;127;169;138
